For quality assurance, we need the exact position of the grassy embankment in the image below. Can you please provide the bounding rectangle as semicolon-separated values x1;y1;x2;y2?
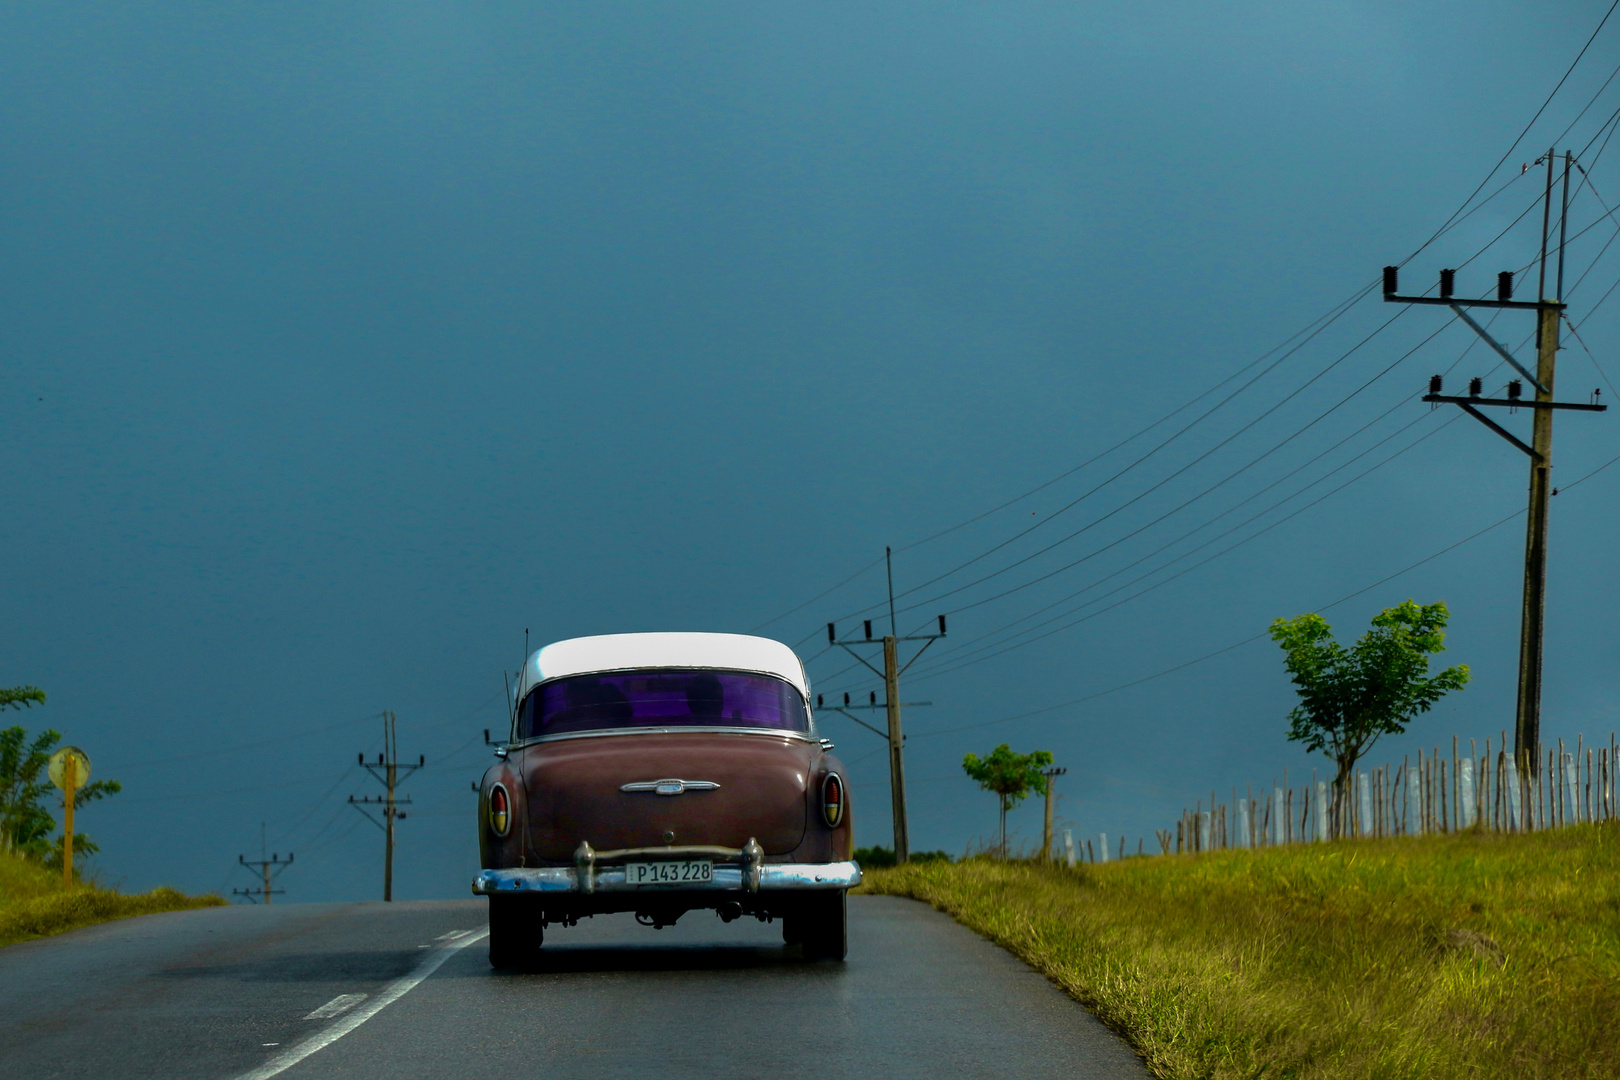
0;849;224;948
860;824;1620;1080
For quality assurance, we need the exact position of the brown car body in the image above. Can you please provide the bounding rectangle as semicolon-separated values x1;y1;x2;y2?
473;633;857;964
480;731;850;868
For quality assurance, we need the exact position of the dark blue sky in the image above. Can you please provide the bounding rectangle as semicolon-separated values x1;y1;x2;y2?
4;3;1619;899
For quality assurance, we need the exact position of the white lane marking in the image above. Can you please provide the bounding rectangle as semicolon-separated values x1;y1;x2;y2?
301;993;367;1020
436;929;472;941
233;927;489;1080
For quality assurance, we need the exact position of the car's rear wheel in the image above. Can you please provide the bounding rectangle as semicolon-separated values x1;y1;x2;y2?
488;895;542;969
799;890;847;961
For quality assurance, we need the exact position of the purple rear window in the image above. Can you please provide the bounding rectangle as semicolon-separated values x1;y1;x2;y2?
519;669;809;738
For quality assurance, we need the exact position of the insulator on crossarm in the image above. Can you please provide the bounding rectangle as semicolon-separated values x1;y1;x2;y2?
864;620;872;640
869;691;877;705
1508;380;1522;400
1468;377;1483;397
938;614;947;636
1383;266;1399;295
1498;271;1513;301
817;694;823;708
827;622;836;644
843;692;850;706
1429;374;1443;394
1439;269;1455;298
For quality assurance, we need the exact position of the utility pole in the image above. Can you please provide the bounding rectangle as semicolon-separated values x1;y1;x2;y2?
350;711;423;901
820;548;946;864
1040;766;1067;862
1383;148;1606;775
234;822;292;904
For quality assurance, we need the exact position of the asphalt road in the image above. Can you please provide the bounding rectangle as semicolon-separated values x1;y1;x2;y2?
0;895;1149;1080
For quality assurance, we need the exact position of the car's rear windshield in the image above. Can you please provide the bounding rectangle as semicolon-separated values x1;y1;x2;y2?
518;669;809;739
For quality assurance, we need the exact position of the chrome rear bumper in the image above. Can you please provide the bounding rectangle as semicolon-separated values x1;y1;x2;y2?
472;860;861;896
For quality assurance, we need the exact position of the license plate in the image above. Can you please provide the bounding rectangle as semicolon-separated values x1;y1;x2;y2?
622;860;713;886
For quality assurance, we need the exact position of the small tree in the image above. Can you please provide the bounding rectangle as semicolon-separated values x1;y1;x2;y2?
0;689;122;864
1;687;46;712
1269;600;1469;836
962;743;1053;857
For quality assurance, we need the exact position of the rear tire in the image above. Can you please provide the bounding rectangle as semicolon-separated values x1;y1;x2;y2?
488;895;542;969
800;890;847;961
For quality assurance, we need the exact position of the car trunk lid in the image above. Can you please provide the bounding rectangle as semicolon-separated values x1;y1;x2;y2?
520;731;813;860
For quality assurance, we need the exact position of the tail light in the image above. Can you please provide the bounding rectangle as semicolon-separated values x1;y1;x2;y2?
821;773;844;828
489;783;511;837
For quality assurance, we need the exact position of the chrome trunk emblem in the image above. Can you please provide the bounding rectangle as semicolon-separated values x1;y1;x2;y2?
620;778;721;796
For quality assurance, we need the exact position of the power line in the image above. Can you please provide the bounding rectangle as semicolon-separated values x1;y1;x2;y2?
887;299;1405;618
906;401;1442;676
795;175;1545;645
889;187;1555;628
910;501;1531;740
820;284;1383;632
749;554;885;634
1401;0;1620;263
908;410;1463;683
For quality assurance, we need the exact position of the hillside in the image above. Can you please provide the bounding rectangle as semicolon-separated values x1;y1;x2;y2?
860;824;1620;1080
0;851;224;948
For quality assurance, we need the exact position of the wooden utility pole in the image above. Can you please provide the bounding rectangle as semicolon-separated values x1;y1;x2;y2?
881;632;908;862
822;548;946;864
1383;147;1606;775
234;823;292;904
1039;766;1067;862
351;711;423;901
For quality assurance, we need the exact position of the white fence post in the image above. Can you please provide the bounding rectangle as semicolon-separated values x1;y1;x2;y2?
1236;799;1250;848
1314;781;1329;841
1563;753;1579;826
1097;832;1110;863
1062;828;1076;867
1408;765;1424;835
1505;756;1522;831
1458;757;1476;828
1199;813;1211;851
1358;771;1373;837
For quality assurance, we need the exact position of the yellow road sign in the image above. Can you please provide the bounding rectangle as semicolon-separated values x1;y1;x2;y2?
49;746;91;790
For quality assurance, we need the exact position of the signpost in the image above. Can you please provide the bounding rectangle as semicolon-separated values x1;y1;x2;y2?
48;746;91;887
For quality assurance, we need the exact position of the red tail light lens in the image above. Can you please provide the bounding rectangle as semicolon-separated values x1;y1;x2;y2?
489;783;511;837
821;773;844;828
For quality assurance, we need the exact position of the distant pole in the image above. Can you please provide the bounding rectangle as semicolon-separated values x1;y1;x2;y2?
351;710;422;901
881;634;908;863
1040;766;1068;862
233;823;293;904
385;713;397;902
823;549;946;865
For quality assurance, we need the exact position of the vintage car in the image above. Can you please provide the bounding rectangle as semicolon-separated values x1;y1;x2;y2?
473;631;858;966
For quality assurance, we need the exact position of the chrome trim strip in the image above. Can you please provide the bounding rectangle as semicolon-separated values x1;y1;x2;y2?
471;861;861;896
619;778;721;796
508;727;820;749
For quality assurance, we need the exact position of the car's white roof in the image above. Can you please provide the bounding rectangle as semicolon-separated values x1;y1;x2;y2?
517;632;809;699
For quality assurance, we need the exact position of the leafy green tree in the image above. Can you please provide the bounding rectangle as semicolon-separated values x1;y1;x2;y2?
1;686;46;712
962;743;1054;857
1269;600;1469;835
0;689;122;866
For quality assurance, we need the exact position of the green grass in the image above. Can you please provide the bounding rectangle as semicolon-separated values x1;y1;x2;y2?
0;849;224;948
859;823;1620;1080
